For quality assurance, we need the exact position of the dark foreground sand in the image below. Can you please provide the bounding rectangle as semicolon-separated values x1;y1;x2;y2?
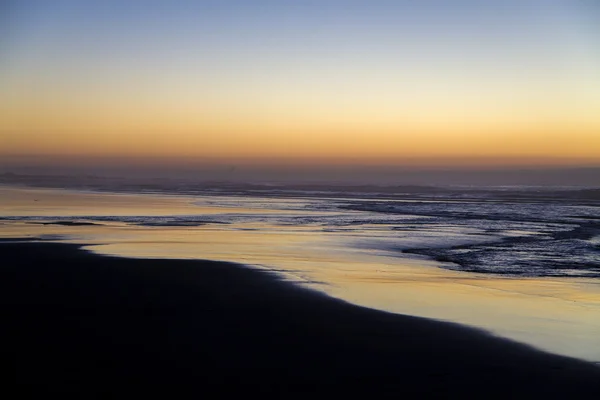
2;240;599;397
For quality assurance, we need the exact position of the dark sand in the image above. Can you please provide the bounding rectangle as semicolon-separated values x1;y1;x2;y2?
2;241;599;397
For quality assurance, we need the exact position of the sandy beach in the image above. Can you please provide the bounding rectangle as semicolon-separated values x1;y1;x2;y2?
3;185;599;362
2;240;599;397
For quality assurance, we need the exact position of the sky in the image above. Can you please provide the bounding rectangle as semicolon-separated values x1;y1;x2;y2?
1;0;599;174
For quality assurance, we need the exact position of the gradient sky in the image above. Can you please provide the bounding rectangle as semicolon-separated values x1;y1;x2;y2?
1;0;599;166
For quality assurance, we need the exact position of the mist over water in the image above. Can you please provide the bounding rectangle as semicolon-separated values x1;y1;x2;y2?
1;159;600;187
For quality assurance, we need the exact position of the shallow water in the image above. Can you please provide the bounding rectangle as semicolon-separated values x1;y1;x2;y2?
1;184;599;362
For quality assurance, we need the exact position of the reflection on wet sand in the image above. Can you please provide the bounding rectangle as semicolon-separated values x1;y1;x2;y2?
1;185;599;362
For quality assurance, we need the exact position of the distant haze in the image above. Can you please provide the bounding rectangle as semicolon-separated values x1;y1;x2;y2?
1;157;599;187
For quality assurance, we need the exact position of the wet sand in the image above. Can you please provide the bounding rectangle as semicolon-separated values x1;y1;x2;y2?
2;240;599;397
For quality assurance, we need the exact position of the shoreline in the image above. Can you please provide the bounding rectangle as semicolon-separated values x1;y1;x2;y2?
2;184;600;363
2;240;599;396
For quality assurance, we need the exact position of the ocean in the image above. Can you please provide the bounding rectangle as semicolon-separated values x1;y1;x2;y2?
1;183;599;362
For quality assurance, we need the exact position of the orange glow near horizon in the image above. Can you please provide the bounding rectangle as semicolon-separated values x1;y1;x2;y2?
2;126;600;166
2;63;599;165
